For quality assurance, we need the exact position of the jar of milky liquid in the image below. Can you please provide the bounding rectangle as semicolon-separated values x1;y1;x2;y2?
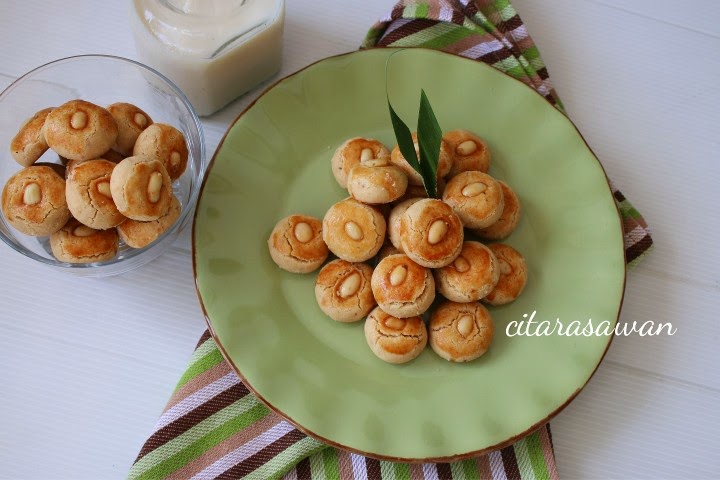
131;0;285;116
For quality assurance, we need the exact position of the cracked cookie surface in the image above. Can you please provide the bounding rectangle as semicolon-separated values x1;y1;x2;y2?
443;171;504;229
268;214;328;273
314;259;375;322
434;241;500;303
49;218;118;263
322;197;385;262
371;253;435;318
364;307;427;364
429;301;494;362
66;159;125;229
1;165;70;236
331;137;390;189
482;243;528;306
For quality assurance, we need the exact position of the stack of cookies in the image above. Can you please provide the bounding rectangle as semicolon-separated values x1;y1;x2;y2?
267;131;528;365
1;99;189;264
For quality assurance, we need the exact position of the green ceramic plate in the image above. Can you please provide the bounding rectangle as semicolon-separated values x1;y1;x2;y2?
193;48;626;461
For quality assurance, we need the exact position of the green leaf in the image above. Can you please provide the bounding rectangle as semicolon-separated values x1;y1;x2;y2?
385;50;442;198
388;96;420;173
416;89;442;198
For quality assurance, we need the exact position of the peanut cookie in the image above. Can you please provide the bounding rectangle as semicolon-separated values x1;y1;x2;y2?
49;218;118;263
133;123;188;181
371;254;435;318
10;107;54;167
364;307;427;364
473;181;521;240
429;301;494;362
1;165;70;236
400;198;463;268
107;102;153;156
444;129;491;177
267;214;328;273
117;195;181;248
110;155;172;221
322;197;386;262
43;100;118;161
434;241;499;303
331;137;390;189
346;158;408;204
66;159;125;229
442;171;504;229
314;259;375;322
483;244;528;306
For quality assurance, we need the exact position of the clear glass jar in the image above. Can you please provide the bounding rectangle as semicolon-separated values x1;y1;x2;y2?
131;0;285;116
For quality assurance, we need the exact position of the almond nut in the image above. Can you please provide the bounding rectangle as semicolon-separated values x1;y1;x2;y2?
293;221;313;243
499;259;512;275
134;112;148;128
455;140;477;156
344;221;363;241
427;219;448;245
383;316;406;330
22;182;41;205
453;256;470;273
389;264;408;286
70;111;88;130
360;148;374;162
73;225;96;237
457;314;475;337
461;182;487;197
337;271;361;298
147;171;163;203
96;181;112;198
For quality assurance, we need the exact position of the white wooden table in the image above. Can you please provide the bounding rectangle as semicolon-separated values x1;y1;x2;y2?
1;1;719;478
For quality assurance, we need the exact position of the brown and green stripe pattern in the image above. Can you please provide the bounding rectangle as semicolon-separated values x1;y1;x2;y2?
361;0;653;268
130;0;652;478
130;332;559;479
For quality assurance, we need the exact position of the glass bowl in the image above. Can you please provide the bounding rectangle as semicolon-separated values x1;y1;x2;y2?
0;55;205;276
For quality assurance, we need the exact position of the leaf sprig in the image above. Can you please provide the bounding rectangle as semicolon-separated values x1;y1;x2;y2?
387;84;443;199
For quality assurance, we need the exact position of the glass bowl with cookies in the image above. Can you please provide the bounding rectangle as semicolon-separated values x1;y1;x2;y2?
0;55;205;276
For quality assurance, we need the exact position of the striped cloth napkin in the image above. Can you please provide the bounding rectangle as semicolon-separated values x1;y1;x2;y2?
129;1;653;479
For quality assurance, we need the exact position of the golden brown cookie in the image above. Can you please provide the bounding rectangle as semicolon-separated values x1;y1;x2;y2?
314;259;375;322
110;155;172;221
267;214;328;273
49;218;118;263
483;244;528;306
10;107;54;167
389;132;453;185
400;198;464;268
346;159;408;204
429;301;494;362
434;241;499;303
107;102;153;156
133;123;188;181
322;197;386;262
65;159;125;229
117;195;181;248
442;171;504;229
371;254;435;318
473;181;521;240
364;307;427;364
1;165;70;236
444;129;491;177
43;100;118;161
387;197;422;251
331;137;390;189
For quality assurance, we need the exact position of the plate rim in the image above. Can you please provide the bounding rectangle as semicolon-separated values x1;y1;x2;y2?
192;47;628;462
